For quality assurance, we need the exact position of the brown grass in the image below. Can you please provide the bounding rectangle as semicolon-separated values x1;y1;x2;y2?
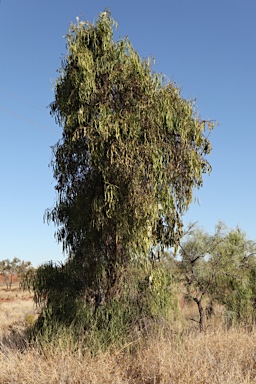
0;289;256;383
0;285;35;332
0;284;33;302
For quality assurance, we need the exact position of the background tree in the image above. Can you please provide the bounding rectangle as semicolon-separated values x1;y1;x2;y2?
178;224;222;331
0;258;32;290
44;10;214;307
179;223;256;331
209;227;256;325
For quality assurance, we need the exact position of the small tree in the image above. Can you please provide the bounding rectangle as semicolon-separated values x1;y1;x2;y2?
0;258;32;290
44;10;213;307
178;224;223;331
179;223;256;331
210;227;256;325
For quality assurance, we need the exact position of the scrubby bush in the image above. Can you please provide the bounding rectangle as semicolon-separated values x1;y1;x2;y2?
28;259;178;352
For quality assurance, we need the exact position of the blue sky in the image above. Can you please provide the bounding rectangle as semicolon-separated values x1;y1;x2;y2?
0;0;255;266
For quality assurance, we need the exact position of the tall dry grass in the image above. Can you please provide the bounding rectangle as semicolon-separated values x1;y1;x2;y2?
0;288;256;383
0;327;256;383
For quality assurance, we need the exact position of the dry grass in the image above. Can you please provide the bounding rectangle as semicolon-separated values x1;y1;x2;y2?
127;327;256;384
0;285;36;340
0;284;33;302
0;328;256;383
0;289;256;383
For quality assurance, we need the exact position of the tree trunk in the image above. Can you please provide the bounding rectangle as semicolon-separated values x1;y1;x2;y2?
194;297;205;332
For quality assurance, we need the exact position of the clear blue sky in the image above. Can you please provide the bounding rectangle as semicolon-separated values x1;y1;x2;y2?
0;0;255;266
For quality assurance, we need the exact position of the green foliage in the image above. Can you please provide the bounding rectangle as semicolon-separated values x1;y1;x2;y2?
46;10;214;300
28;260;87;326
179;222;256;327
0;258;32;276
208;227;256;325
224;281;254;326
0;257;32;290
29;259;178;351
30;10;214;346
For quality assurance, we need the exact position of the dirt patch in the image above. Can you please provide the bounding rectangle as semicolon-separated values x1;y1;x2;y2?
0;297;33;303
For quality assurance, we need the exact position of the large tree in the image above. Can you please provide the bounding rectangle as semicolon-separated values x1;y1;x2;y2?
46;11;213;299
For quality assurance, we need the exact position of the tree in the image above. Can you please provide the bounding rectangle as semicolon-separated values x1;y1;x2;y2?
0;258;32;290
178;224;223;331
209;227;256;325
45;11;213;304
179;223;256;331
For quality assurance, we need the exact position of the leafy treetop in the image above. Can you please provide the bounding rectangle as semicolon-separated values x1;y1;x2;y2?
47;11;214;293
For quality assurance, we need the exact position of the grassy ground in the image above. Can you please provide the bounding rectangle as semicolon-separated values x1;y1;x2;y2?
0;285;34;330
0;286;256;383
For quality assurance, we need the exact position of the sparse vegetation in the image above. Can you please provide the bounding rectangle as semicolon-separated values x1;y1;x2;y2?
1;285;256;383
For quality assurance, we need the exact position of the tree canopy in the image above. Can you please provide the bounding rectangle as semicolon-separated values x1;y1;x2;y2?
46;11;214;297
